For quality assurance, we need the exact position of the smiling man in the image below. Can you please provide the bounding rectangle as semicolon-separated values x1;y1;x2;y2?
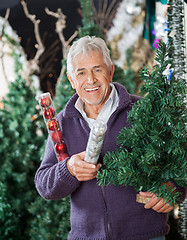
67;40;115;120
35;36;181;240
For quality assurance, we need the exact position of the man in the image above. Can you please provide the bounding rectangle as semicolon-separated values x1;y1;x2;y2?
35;36;180;240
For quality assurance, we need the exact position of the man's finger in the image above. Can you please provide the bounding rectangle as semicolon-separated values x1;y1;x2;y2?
144;195;159;209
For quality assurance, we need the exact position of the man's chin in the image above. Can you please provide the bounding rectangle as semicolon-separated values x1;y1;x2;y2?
83;97;103;106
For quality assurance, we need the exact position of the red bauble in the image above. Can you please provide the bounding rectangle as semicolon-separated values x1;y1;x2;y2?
44;107;55;119
51;130;63;143
58;153;69;161
47;119;59;131
40;97;52;108
55;141;66;154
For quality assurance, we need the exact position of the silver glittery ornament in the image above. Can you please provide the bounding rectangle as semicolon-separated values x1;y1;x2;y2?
84;119;107;164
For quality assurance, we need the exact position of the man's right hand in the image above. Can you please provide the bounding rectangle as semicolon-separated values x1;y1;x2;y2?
67;151;102;181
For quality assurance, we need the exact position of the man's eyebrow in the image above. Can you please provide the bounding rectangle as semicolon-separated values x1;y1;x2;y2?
76;65;102;72
76;68;85;72
93;65;102;68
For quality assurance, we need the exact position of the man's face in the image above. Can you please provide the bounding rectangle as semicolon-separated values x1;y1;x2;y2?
67;51;114;108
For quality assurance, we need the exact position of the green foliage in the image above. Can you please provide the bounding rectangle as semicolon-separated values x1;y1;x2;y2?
0;74;46;239
98;41;187;205
54;60;75;113
28;197;71;240
78;0;103;38
0;182;16;239
115;48;137;94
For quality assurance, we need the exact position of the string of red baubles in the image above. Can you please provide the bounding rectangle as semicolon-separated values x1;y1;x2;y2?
37;93;69;162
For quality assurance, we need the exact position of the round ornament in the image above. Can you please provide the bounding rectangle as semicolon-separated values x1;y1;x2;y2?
44;107;55;119
51;130;63;143
125;2;141;16
58;153;69;161
55;141;66;154
40;97;52;108
47;119;59;131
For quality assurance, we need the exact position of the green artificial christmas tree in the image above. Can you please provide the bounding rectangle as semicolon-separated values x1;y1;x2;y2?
28;197;71;240
0;66;46;239
98;40;186;205
0;181;16;239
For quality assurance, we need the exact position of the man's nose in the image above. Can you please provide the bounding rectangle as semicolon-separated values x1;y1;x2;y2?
87;72;96;84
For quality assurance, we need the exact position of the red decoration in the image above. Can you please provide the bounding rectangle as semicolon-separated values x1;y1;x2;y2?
55;141;66;154
40;97;52;108
44;107;55;119
47;119;59;131
58;153;69;161
37;92;69;162
51;130;63;143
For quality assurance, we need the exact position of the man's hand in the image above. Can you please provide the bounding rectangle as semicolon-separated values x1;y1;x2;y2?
139;191;175;213
67;151;102;181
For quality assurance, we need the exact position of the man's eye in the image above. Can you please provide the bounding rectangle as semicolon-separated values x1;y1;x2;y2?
95;68;101;72
78;72;84;76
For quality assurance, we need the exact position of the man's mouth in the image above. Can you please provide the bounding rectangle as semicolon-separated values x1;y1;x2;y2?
85;86;100;92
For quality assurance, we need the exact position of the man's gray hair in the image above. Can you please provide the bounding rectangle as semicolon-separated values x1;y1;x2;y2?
67;36;113;78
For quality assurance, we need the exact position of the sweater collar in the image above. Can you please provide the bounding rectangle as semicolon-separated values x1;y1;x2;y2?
63;82;131;118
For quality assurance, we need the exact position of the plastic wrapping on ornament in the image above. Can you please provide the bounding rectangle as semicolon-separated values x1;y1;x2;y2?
36;92;69;162
84;119;107;164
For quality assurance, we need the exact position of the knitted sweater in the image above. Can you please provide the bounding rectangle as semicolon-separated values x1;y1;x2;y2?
35;83;170;240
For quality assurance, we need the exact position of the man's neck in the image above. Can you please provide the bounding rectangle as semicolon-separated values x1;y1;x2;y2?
84;104;104;120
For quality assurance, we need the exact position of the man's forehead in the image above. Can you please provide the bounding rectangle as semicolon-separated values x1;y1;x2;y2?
75;65;102;72
74;50;102;61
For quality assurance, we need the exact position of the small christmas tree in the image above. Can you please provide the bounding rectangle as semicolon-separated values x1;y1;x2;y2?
97;40;186;205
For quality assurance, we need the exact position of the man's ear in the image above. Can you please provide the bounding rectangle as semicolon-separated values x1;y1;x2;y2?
109;64;115;82
67;72;76;89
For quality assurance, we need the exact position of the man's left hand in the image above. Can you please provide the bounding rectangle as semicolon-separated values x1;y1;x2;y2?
139;191;175;213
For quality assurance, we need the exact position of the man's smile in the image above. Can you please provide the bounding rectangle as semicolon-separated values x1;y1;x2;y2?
85;86;100;92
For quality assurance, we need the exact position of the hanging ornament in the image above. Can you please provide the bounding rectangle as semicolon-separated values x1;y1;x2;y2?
36;92;69;162
43;107;55;119
39;96;52;108
55;141;66;155
47;119;59;131
58;153;69;162
125;2;141;16
51;130;63;143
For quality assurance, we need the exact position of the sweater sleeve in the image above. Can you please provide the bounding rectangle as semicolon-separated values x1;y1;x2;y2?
35;136;80;200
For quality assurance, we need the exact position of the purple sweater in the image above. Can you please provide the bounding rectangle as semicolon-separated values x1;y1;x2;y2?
35;83;170;240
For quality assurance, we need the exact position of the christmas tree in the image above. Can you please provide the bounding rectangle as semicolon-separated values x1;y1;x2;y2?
0;69;46;239
0;173;16;238
97;39;186;205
